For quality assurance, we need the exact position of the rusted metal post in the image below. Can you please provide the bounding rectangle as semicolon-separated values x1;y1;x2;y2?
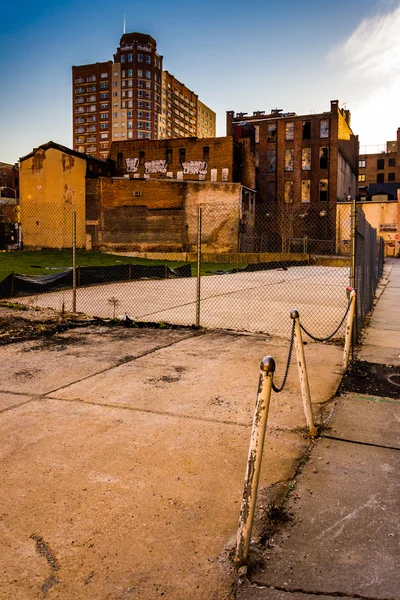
350;195;356;290
235;356;275;564
291;310;317;435
342;288;357;371
195;206;202;328
72;211;77;313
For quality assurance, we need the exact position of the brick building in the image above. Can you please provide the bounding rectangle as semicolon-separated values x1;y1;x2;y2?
108;135;256;191
72;33;215;159
0;161;19;199
227;100;359;251
358;128;400;196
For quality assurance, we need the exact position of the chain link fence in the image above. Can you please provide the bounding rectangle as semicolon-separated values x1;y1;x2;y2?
0;200;384;342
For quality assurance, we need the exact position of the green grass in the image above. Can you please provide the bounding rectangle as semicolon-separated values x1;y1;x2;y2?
0;250;245;280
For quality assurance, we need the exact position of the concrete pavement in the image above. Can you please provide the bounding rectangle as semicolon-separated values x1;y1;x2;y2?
0;323;343;600
238;258;400;600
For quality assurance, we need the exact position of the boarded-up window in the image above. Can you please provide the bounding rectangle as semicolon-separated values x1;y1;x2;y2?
255;150;259;167
285;122;294;141
267;150;276;172
320;119;329;138
284;180;294;203
301;180;310;203
285;149;294;171
268;123;277;142
166;148;172;163
266;181;276;203
377;158;384;170
222;168;229;181
211;169;217;182
319;147;329;169
179;148;186;163
203;146;210;161
254;125;260;143
302;121;311;140
302;148;311;170
319;179;328;201
139;151;145;165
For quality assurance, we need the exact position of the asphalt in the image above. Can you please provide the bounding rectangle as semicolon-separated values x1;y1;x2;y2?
238;258;400;600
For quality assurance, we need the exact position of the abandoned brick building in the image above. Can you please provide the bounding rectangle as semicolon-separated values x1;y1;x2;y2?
226;100;359;252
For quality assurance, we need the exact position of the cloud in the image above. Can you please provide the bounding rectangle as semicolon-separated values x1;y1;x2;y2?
330;3;400;146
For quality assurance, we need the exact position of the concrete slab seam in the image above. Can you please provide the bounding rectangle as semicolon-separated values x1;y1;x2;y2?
245;582;398;600
321;434;400;452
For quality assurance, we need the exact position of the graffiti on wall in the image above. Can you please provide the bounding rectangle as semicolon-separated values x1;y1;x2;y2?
126;158;139;173
125;158;168;175
145;160;168;174
182;161;208;176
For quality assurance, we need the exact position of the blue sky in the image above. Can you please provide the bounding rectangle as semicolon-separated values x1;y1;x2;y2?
1;0;399;163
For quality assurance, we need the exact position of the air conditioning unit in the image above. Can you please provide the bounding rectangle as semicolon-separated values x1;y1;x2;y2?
134;190;141;196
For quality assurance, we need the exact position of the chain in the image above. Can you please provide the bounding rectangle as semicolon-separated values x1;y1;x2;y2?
272;319;295;393
299;298;352;343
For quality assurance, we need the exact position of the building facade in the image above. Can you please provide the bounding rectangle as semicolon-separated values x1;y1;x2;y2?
72;33;215;159
358;128;400;195
227;100;359;252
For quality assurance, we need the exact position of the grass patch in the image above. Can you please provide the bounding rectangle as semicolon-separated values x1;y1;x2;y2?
0;250;246;280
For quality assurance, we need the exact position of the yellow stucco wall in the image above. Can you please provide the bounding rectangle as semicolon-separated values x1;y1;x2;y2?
336;201;399;256
20;147;86;248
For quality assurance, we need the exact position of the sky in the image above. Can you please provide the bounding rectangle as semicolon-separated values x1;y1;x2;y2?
1;0;399;164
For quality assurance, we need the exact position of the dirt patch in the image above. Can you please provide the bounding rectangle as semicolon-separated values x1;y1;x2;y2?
339;360;400;399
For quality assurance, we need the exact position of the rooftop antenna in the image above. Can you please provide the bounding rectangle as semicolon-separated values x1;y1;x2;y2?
123;13;126;34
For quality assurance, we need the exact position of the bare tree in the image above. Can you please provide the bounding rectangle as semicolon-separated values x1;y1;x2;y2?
275;193;305;253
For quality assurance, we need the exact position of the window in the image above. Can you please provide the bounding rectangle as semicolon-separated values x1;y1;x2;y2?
113;92;118;97
101;113;108;119
139;151;145;165
127;69;132;76
113;112;118;118
303;121;311;140
359;159;366;168
100;133;108;139
145;112;151;120
128;53;132;62
100;93;108;99
319;179;328;201
138;70;143;78
320;119;329;138
87;75;96;82
145;92;151;99
145;55;151;64
358;174;366;182
127;110;133;118
389;157;396;167
138;80;143;88
138;90;143;98
114;133;118;138
285;149;294;171
100;103;108;109
100;82;108;89
138;54;143;62
266;181;276;203
377;158;385;170
113;71;118;76
267;123;277;142
166;148;172;163
113;123;118;128
376;173;384;183
145;71;151;79
121;54;126;63
138;111;143;119
285;122;294;141
388;172;396;181
203;146;210;161
179;148;186;163
128;131;133;139
138;121;143;129
127;121;133;129
319;147;329;169
145;132;151;139
301;180;310;203
302;148;311;170
100;123;108;129
284;180;294;203
100;72;108;78
267;150;276;172
113;81;118;87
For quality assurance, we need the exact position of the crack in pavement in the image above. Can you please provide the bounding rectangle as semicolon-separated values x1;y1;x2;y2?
248;582;397;600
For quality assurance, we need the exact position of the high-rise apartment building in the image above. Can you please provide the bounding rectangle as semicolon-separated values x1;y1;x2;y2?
72;33;215;158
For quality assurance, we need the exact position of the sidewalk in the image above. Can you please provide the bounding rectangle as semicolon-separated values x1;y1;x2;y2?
238;258;400;600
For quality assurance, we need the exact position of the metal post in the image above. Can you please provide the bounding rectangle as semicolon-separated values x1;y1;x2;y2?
235;356;275;564
290;310;317;435
195;206;202;328
72;211;77;313
350;195;356;289
342;288;357;371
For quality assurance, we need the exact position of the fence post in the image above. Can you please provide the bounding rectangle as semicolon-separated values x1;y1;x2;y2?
290;310;317;436
72;211;77;313
350;195;356;290
235;356;275;564
195;206;202;328
342;288;357;371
